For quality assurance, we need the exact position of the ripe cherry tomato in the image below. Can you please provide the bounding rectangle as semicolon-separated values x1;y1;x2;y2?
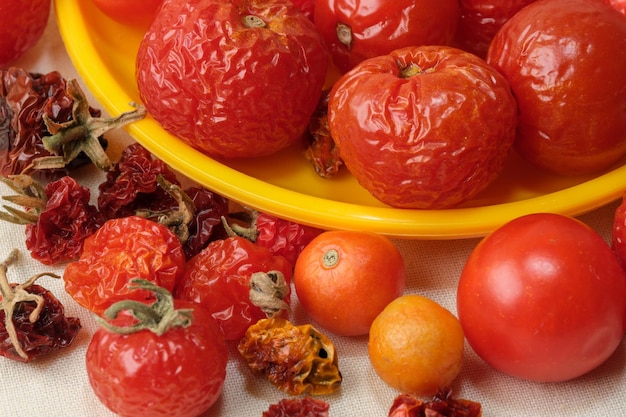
175;236;293;340
90;0;162;26
328;45;518;209
613;194;626;268
457;213;626;382
0;0;50;66
314;0;459;73
136;0;328;159
486;0;626;176
86;281;227;417
63;216;186;316
293;231;406;336
454;0;537;58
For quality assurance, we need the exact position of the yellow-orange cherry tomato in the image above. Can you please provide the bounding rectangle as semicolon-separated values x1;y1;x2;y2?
293;230;406;336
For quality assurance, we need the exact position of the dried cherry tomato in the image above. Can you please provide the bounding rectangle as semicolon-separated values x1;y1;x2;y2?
0;174;104;265
181;186;229;260
263;396;330;417
304;89;343;179
0;250;81;362
387;388;482;417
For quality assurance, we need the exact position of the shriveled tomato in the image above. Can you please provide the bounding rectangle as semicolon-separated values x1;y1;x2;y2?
91;0;162;26
453;0;538;58
457;213;626;382
86;280;227;417
613;194;626;268
293;231;406;336
63;216;186;316
175;236;293;340
486;0;626;176
136;0;328;159
0;0;50;66
314;0;459;73
289;0;315;20
328;45;518;209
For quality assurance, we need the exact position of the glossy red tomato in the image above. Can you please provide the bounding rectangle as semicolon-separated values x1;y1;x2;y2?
314;0;459;73
0;0;50;66
487;0;626;176
454;0;537;58
457;213;626;382
613;194;626;267
175;236;293;340
328;45;518;209
86;285;227;417
91;0;162;26
604;0;626;14
136;0;328;159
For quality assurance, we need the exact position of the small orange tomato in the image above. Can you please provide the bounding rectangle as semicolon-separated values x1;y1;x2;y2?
293;230;406;336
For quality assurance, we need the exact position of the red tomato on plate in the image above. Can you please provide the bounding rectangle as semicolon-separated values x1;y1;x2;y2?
314;0;459;73
136;0;328;159
328;45;518;209
457;213;626;382
91;0;162;26
0;0;50;66
486;0;626;176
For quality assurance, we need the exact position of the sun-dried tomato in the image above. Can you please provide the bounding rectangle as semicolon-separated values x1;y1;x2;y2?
388;388;482;417
304;89;343;179
0;250;81;362
228;210;324;267
0;174;104;265
0;68;144;179
97;143;180;220
238;317;342;396
181;186;229;260
263;397;330;417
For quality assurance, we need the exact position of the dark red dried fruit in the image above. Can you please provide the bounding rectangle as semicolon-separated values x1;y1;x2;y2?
263;396;330;417
388;388;482;417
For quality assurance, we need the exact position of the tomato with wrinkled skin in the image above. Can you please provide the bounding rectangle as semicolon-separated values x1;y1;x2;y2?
289;0;314;20
314;0;459;73
453;0;538;58
328;45;518;209
486;0;626;176
136;0;328;159
457;213;626;382
613;194;626;268
175;236;293;340
91;0;162;26
63;216;186;316
0;0;50;66
86;296;227;417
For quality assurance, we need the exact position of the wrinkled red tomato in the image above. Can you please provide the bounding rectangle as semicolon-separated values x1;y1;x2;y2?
487;0;626;176
604;0;626;14
136;0;328;159
91;0;162;27
457;213;626;382
454;0;537;58
328;45;517;209
314;0;459;73
613;194;626;268
0;0;50;66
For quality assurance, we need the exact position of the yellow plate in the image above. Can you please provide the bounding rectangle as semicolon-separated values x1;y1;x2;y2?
55;0;626;238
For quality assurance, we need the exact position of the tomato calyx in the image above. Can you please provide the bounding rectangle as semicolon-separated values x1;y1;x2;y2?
243;15;267;29
322;248;339;268
96;279;193;337
0;175;47;224
31;80;146;172
249;270;290;317
398;62;431;79
0;249;60;360
336;23;353;49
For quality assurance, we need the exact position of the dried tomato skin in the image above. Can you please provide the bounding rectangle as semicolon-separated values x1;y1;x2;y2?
175;236;293;340
0;68;103;179
63;216;186;316
387;389;482;417
97;143;180;220
25;175;104;265
254;213;324;266
182;186;230;260
0;283;81;363
263;397;330;417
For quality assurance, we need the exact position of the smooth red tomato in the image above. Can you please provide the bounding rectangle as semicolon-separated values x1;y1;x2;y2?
0;0;50;66
613;194;626;268
454;0;538;58
314;0;459;73
91;0;162;27
136;0;328;159
457;213;626;382
293;231;406;336
328;45;518;209
86;291;227;417
175;236;293;341
487;0;626;176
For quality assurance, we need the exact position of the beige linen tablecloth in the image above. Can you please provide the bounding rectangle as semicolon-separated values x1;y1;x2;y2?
1;7;625;417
